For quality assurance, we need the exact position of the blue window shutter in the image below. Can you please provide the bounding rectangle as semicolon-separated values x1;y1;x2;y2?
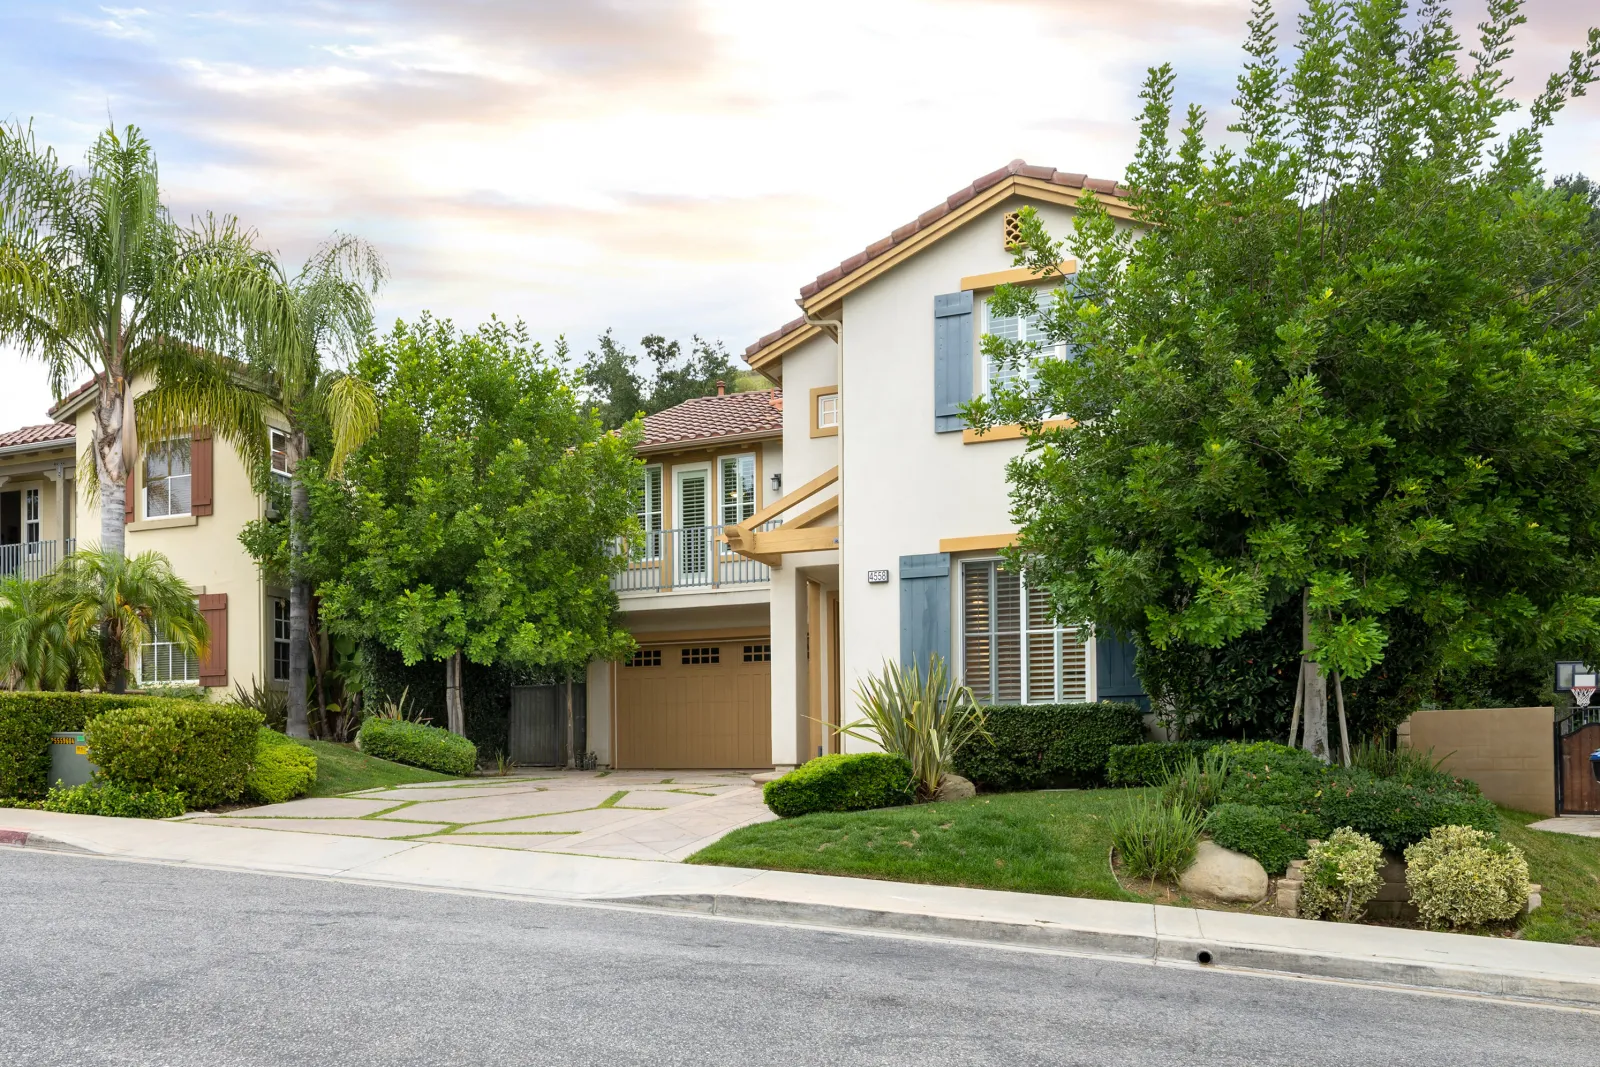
933;291;974;433
1095;630;1149;710
899;553;951;674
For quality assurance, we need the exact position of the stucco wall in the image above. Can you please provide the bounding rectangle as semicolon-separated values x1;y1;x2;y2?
1399;706;1556;816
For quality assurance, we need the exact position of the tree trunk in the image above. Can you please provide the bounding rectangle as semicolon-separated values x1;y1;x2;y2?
445;650;465;736
286;432;312;740
1299;590;1331;762
93;376;128;558
565;674;576;770
101;623;127;694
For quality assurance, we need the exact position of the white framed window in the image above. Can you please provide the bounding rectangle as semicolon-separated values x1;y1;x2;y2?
23;488;40;546
983;286;1068;399
272;598;291;682
143;437;192;519
817;394;839;427
139;619;200;686
719;454;756;527
269;429;291;481
961;558;1087;704
636;464;663;557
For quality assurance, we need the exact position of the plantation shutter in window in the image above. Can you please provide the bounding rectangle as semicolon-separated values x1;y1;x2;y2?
962;564;993;702
197;593;228;687
190;427;214;517
933;291;974;433
899;553;951;675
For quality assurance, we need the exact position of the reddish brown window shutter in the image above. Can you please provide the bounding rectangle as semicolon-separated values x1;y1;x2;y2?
190;427;214;517
197;593;228;687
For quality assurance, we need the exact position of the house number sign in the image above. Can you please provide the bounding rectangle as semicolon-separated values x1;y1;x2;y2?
866;569;890;584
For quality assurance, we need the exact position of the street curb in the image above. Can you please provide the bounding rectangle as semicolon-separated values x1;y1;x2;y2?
616;892;1600;1008
0;827;98;855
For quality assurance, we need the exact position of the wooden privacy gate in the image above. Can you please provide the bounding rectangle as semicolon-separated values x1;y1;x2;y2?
509;684;586;767
1555;710;1600;814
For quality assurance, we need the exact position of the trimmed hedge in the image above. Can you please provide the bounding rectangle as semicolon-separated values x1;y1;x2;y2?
763;753;915;818
1106;741;1215;786
87;703;263;808
0;692;182;800
247;729;319;804
954;702;1145;790
357;718;476;776
41;780;187;819
1318;771;1497;853
1205;802;1317;875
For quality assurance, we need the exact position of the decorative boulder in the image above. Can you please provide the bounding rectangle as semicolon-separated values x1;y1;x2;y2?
1179;840;1270;903
934;773;977;802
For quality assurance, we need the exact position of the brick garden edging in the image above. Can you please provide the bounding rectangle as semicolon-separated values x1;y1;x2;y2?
1275;842;1541;921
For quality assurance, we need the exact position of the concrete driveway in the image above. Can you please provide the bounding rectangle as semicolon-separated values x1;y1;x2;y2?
185;770;775;862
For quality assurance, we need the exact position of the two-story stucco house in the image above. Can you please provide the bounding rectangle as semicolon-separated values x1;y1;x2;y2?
587;160;1148;771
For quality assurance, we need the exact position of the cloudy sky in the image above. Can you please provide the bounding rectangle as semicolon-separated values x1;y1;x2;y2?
2;0;1596;430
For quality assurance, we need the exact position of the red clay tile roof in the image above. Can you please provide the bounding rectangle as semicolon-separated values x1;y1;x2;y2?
0;422;76;450
746;159;1127;361
641;390;783;451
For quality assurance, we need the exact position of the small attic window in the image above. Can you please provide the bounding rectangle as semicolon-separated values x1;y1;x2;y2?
1003;211;1024;251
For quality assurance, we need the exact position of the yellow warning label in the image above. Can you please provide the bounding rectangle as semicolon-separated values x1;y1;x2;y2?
75;746;88;755
51;736;76;744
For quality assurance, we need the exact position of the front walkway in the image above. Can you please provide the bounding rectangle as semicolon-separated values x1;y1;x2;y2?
1528;815;1600;838
183;770;775;862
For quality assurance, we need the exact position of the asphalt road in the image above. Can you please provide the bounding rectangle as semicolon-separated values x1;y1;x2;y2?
2;849;1595;1067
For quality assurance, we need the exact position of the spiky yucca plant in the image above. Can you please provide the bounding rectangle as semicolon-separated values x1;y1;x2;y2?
839;655;990;799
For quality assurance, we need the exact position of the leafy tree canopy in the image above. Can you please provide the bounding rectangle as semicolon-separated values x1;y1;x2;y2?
306;315;642;686
579;330;766;430
969;0;1600;726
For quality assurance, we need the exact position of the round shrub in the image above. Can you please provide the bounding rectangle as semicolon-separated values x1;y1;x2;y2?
357;717;476;776
955;702;1144;790
763;753;915;818
1317;771;1497;853
1405;825;1531;930
247;729;319;804
1299;827;1384;922
42;780;186;819
1106;741;1215;786
1204;802;1316;875
86;703;263;808
0;692;178;799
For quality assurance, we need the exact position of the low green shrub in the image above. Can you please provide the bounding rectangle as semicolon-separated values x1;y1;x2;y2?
763;753;916;818
246;729;318;804
1405;825;1532;930
87;703;263;808
1299;827;1385;921
0;692;174;799
955;702;1144;791
1205;802;1317;875
41;780;187;819
1317;770;1497;853
357;717;477;776
1110;795;1203;884
1105;740;1215;786
1217;741;1330;811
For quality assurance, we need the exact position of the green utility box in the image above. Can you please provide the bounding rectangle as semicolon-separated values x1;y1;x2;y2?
49;732;97;788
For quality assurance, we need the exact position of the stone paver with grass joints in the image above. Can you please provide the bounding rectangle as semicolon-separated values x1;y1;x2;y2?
186;770;776;861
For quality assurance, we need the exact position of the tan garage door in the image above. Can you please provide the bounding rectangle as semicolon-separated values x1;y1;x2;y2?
615;639;772;769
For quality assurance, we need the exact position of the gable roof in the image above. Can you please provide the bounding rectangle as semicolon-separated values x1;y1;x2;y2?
746;159;1130;372
640;389;784;454
0;422;76;455
47;376;104;421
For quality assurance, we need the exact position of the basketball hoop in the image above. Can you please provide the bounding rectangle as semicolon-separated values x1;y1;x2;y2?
1573;673;1596;709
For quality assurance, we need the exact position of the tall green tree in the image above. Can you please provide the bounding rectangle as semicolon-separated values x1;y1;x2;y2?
142;235;384;738
0;122;288;556
311;316;641;733
578;330;752;431
970;0;1600;756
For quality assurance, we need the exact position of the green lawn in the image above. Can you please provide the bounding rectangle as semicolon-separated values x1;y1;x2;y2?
689;789;1146;901
295;740;460;797
1499;808;1600;946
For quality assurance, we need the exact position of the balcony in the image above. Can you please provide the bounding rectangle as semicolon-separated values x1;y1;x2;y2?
611;525;771;594
0;539;75;581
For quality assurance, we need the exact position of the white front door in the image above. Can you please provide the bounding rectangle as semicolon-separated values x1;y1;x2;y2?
675;466;710;582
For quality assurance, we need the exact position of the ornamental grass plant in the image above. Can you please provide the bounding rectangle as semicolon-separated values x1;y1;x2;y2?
840;655;990;800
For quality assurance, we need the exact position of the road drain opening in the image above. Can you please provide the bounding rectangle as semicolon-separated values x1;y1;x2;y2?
1196;950;1213;965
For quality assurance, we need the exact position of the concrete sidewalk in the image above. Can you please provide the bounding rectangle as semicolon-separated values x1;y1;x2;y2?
4;808;1598;1007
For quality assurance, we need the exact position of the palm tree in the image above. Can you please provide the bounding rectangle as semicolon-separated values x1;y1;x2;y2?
139;236;383;737
0;574;95;691
46;548;207;694
0;121;289;556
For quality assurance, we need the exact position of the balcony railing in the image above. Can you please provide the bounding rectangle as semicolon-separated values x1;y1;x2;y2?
0;539;75;581
611;525;771;593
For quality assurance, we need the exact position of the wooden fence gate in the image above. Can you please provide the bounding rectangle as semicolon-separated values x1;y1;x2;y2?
508;684;586;767
1556;711;1600;814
